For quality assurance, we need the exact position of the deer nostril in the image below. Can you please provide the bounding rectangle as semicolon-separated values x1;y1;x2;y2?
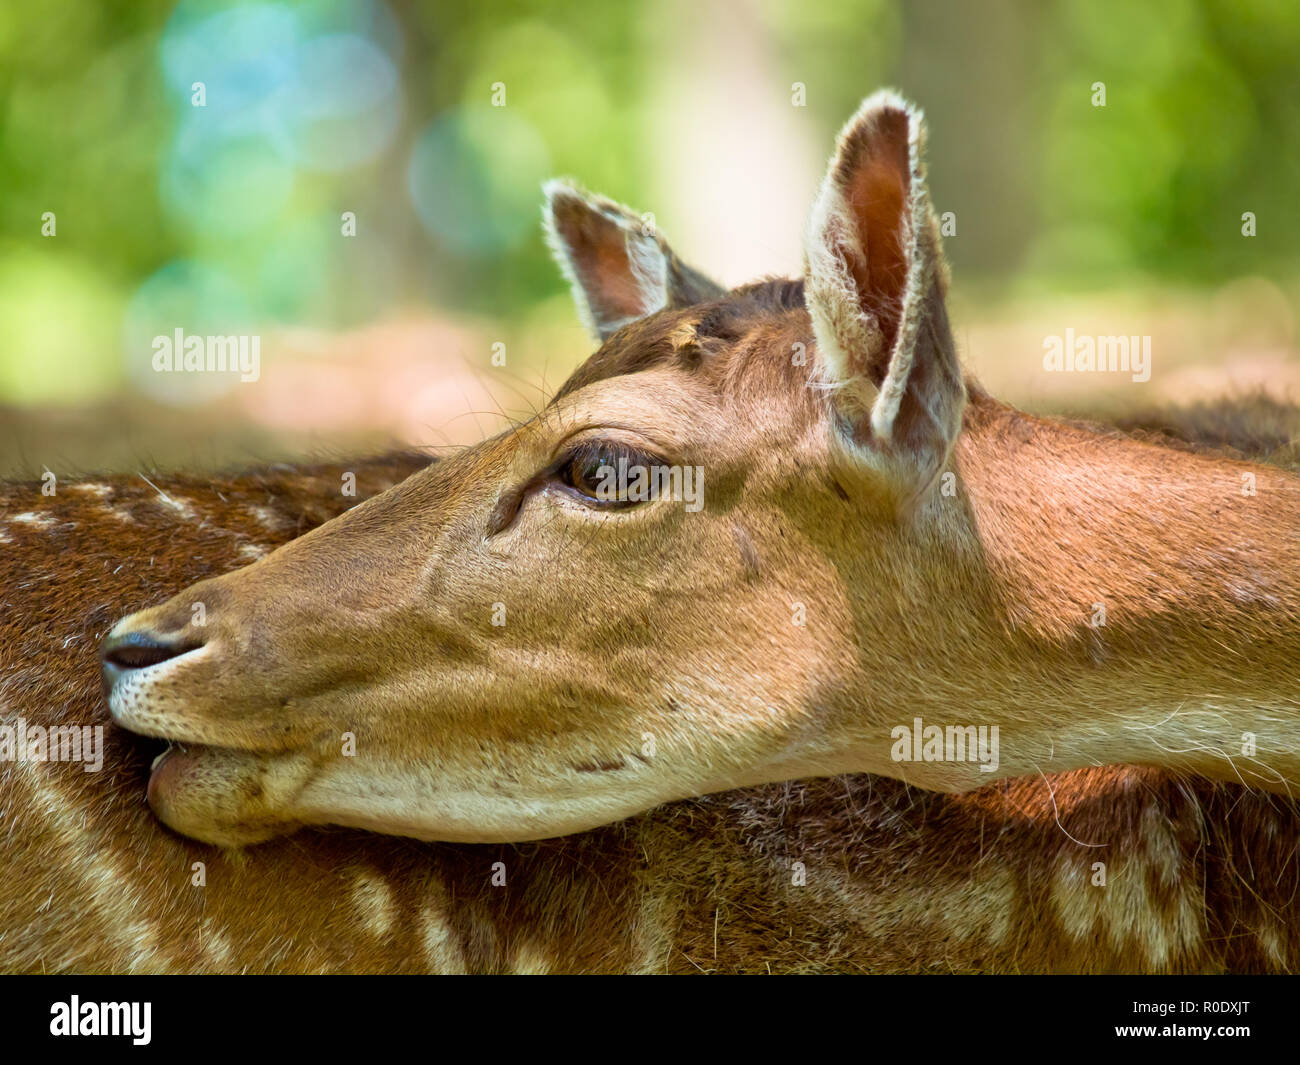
101;630;198;672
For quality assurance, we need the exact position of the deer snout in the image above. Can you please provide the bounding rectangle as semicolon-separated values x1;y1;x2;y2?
102;628;195;668
100;626;204;693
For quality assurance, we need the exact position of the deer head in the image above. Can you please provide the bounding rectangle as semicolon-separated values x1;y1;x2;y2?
102;91;1300;847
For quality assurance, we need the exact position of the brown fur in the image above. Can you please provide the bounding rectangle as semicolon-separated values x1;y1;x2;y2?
95;93;1300;850
13;89;1300;971
2;409;1299;973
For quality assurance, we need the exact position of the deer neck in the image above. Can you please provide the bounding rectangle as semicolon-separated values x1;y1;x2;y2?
825;394;1300;794
960;392;1300;621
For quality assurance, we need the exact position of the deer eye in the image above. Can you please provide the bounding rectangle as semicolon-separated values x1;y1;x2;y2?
557;441;658;507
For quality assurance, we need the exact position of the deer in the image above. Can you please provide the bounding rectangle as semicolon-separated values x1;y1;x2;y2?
3;433;1300;972
92;91;1300;853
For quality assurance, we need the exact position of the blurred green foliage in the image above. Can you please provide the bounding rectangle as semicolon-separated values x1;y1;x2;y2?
1031;0;1300;285
0;0;1296;407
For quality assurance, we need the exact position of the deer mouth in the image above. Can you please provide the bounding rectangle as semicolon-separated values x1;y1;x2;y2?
137;739;314;846
147;741;212;789
103;645;324;845
147;741;228;803
105;644;316;764
147;741;196;806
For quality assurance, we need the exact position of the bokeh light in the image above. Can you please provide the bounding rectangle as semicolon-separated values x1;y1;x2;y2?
0;0;1297;472
409;105;552;255
123;261;253;405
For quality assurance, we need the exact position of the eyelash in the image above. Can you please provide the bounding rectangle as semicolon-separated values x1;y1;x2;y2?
486;439;666;536
555;439;662;507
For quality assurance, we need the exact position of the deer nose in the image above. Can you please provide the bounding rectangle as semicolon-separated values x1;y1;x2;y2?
100;629;200;690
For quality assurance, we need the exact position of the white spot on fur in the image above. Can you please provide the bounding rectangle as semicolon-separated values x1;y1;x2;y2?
159;496;197;520
1141;803;1183;885
1050;853;1201;967
629;884;680;974
511;940;552;974
71;483;113;498
1256;921;1286;968
420;903;467;973
138;474;196;520
12;512;55;528
23;764;174;972
238;543;269;561
200;919;235;969
248;506;288;531
350;870;396;938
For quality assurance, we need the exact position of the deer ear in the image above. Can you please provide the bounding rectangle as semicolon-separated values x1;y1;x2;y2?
804;91;965;509
544;179;725;342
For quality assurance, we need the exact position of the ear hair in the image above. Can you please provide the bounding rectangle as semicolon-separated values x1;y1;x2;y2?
803;89;964;511
543;179;725;342
866;110;948;446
